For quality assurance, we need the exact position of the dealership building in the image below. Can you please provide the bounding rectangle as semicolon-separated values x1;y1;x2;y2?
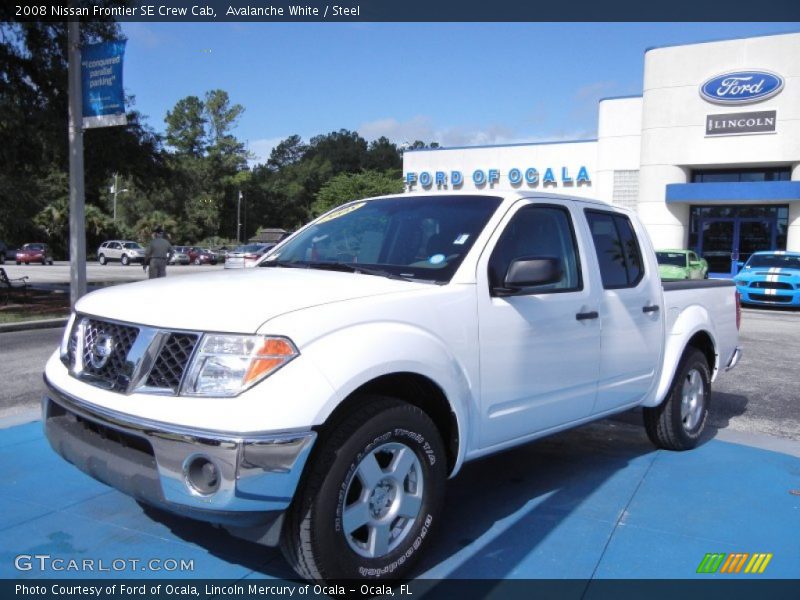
402;31;800;274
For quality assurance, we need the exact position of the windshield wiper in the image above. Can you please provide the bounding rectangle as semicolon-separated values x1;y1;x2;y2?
303;262;418;282
260;260;306;268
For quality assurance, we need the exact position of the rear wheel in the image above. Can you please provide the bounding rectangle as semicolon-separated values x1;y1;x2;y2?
98;254;106;265
644;348;710;450
121;255;130;266
281;397;446;581
194;258;201;265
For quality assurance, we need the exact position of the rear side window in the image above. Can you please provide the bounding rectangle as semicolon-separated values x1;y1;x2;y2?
585;210;644;289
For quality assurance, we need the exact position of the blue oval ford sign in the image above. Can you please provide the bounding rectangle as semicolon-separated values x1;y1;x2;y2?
700;70;784;105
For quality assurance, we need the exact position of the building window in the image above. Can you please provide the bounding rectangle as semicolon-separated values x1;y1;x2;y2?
691;167;791;183
612;170;639;210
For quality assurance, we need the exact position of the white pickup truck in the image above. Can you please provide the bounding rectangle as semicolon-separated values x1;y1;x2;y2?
43;192;741;581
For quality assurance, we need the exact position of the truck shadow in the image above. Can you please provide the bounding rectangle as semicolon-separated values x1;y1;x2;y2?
141;419;658;581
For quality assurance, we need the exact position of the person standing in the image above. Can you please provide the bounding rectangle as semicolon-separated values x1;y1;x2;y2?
144;226;173;279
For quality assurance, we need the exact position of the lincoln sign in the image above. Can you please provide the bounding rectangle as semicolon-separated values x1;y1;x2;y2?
706;110;777;136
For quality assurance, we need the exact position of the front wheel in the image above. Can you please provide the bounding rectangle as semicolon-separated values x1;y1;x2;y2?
644;348;710;450
121;255;130;266
98;254;106;265
281;397;446;581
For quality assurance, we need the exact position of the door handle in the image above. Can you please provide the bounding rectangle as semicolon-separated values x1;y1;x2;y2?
576;311;599;321
642;305;660;314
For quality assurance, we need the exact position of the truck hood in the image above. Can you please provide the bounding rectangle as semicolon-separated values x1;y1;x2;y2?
75;268;430;333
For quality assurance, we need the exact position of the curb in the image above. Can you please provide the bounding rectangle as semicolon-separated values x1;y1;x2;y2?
0;317;68;333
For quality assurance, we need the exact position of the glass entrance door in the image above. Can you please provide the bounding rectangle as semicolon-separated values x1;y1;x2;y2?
697;218;777;274
698;220;735;273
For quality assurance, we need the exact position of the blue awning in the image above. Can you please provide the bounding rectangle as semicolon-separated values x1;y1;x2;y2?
666;181;800;203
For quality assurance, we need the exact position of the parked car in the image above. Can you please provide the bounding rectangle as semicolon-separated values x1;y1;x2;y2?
44;192;741;582
223;243;274;269
16;243;54;265
734;250;800;307
169;246;191;265
97;240;146;266
188;247;219;265
656;249;709;280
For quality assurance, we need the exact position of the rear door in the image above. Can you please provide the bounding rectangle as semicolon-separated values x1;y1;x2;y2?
477;200;601;448
582;209;664;414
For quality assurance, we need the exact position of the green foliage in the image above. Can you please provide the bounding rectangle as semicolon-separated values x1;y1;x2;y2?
312;170;404;216
0;17;405;250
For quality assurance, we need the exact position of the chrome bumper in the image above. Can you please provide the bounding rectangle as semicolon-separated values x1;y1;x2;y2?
43;379;315;528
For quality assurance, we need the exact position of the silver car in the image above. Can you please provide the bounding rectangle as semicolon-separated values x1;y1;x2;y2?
169;246;191;265
97;240;145;266
223;243;274;269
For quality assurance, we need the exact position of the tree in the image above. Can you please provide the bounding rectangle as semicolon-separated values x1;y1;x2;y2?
165;96;206;156
312;170;404;216
267;135;307;170
306;129;368;174
365;137;402;171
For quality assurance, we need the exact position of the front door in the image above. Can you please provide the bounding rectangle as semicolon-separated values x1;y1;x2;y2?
477;201;601;449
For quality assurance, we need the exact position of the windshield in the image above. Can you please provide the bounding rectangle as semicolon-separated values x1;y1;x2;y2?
264;195;502;283
23;244;43;250
656;252;687;267
123;242;142;249
745;254;800;270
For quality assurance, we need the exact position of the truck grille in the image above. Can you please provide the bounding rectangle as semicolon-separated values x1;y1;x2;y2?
66;316;199;395
145;333;199;392
80;319;139;389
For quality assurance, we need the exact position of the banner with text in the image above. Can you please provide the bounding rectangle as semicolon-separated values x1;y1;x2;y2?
81;40;127;129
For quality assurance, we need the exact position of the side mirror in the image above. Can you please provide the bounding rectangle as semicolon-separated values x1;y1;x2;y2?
494;256;563;296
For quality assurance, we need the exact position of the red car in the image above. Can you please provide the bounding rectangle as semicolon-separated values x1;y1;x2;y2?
187;247;219;265
16;243;54;265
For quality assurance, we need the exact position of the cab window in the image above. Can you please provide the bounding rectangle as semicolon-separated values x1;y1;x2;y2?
585;210;644;289
488;205;582;294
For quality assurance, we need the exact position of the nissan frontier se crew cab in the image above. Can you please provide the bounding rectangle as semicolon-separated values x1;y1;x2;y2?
43;192;741;581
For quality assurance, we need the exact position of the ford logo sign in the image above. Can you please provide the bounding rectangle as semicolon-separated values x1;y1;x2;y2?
700;70;784;105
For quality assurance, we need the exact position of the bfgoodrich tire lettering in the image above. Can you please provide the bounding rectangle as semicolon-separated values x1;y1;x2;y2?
281;396;446;581
644;348;711;451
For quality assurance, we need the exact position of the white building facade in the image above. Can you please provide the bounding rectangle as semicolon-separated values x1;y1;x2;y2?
402;31;800;274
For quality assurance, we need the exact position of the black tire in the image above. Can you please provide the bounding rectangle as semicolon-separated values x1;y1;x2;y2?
0;252;5;264
643;348;711;451
281;397;447;581
41;257;46;265
121;254;130;266
98;254;106;265
16;260;21;265
48;259;53;265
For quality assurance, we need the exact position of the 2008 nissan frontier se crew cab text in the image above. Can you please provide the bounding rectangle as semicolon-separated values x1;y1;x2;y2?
43;192;741;581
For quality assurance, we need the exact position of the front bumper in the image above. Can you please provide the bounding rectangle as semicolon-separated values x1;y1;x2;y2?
43;378;316;531
737;285;800;306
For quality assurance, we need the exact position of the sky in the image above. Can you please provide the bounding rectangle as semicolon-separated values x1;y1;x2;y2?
119;22;800;165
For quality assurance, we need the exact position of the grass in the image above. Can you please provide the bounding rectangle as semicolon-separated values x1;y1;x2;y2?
0;289;70;324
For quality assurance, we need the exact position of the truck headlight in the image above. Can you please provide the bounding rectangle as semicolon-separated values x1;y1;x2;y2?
182;335;299;397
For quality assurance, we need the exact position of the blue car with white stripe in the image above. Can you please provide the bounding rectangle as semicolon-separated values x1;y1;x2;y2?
734;251;800;307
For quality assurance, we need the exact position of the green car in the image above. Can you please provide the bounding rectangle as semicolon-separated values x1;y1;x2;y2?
656;249;709;280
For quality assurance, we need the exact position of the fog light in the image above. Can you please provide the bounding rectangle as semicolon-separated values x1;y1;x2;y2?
185;456;220;495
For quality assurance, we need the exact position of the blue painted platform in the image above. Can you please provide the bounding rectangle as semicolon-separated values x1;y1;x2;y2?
1;419;798;580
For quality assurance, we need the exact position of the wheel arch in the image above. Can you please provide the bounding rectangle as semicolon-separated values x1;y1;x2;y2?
316;372;460;477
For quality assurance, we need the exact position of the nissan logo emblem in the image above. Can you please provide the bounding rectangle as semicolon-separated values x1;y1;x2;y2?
90;333;115;369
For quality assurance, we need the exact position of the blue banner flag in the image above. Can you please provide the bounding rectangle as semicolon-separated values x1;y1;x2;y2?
81;40;127;129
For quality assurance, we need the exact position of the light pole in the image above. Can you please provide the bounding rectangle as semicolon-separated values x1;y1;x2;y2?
237;190;242;242
111;172;128;222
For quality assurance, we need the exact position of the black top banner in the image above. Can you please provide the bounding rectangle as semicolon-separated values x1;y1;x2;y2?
8;0;800;22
